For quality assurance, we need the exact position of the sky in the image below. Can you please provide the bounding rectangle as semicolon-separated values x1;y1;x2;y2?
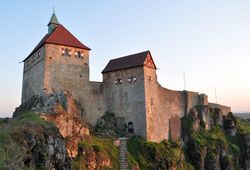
0;1;249;117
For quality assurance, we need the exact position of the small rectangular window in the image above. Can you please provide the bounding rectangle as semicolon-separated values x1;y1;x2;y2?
77;51;81;58
64;48;71;57
115;78;122;85
128;76;137;84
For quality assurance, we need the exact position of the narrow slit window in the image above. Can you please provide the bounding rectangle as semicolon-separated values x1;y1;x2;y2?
77;51;81;58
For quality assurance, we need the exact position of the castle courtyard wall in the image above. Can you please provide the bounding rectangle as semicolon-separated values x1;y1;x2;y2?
144;62;207;142
82;81;106;125
157;86;185;142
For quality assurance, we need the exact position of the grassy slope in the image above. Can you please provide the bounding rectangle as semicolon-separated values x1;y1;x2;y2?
73;136;120;170
1;112;250;170
127;136;193;170
0;112;57;168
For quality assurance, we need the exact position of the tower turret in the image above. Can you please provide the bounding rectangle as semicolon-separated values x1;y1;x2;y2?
47;11;59;34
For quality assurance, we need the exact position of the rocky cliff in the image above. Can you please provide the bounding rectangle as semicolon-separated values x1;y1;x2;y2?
3;92;250;169
0;112;71;169
14;91;90;158
10;91;116;169
181;107;250;169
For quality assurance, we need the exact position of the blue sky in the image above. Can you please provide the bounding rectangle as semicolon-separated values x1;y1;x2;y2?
0;1;250;117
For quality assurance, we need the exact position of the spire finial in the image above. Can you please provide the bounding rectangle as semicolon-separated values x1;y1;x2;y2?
48;9;59;33
53;7;55;13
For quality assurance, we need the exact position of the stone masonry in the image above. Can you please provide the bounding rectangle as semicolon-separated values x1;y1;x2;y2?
21;12;231;142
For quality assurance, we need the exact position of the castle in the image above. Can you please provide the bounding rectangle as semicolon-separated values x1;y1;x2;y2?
21;13;231;142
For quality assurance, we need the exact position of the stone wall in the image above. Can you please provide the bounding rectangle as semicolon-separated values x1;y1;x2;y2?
22;43;231;143
44;44;108;125
22;43;107;127
83;81;106;125
22;46;46;103
157;86;185;142
144;66;162;142
103;67;147;139
144;69;207;142
102;65;210;142
44;44;89;96
209;103;231;115
185;91;200;115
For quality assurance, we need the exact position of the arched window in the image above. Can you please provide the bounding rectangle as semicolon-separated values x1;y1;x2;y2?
75;51;83;58
78;51;81;58
128;122;134;133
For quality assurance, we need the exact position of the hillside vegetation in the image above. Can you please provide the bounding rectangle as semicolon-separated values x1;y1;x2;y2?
1;109;250;169
0;112;70;169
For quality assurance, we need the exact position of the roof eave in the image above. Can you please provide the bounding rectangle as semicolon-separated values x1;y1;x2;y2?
102;65;145;74
23;43;45;62
23;42;91;62
45;42;91;51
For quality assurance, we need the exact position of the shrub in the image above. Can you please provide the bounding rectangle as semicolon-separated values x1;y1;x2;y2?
127;136;184;169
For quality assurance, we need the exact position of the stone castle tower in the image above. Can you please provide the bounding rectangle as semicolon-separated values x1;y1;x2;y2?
22;13;231;142
22;13;106;126
22;12;90;103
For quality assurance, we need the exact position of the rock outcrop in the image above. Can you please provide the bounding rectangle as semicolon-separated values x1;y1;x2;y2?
181;106;248;169
0;113;71;169
10;94;250;170
241;134;250;169
76;142;113;169
13;91;89;158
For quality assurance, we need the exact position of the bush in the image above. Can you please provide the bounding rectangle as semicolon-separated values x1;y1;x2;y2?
127;136;184;169
75;137;119;170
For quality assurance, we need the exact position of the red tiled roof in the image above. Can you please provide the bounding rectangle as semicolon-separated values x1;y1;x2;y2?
102;51;156;73
23;25;90;62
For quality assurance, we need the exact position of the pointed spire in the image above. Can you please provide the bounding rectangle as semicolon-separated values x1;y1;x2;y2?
48;9;60;34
